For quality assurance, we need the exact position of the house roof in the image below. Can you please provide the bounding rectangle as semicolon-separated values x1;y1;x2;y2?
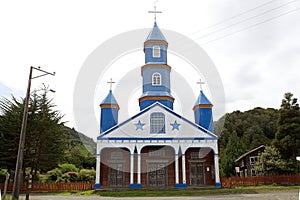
145;22;167;42
100;90;118;105
97;102;218;140
235;145;265;163
194;91;212;105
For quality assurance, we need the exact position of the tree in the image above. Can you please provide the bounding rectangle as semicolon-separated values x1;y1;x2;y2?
254;146;286;175
0;87;66;180
220;131;246;177
273;92;300;173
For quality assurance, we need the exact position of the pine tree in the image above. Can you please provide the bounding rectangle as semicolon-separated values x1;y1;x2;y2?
254;146;286;175
273;92;300;173
220;131;246;177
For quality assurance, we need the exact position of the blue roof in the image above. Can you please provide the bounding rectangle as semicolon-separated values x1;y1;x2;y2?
145;22;167;42
194;91;212;105
101;90;119;105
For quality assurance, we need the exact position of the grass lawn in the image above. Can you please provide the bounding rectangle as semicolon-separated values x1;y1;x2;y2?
60;185;299;197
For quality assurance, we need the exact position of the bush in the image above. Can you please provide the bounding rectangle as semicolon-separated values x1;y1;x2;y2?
46;168;62;182
78;168;96;182
0;169;8;183
58;164;78;174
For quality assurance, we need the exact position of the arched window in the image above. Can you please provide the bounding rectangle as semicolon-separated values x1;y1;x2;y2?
150;112;165;133
153;46;160;58
152;73;161;86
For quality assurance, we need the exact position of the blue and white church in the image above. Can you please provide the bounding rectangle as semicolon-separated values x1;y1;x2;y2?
95;21;221;189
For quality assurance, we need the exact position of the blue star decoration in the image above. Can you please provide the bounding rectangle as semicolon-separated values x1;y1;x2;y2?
170;120;181;131
135;120;145;130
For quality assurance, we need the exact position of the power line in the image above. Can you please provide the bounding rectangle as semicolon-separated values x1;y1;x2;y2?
190;0;280;35
201;7;300;45
194;0;299;40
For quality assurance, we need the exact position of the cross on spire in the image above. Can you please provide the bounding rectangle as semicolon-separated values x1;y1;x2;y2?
107;78;115;91
196;79;205;91
148;0;162;23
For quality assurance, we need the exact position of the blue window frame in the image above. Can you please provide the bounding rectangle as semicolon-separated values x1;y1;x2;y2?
150;112;165;133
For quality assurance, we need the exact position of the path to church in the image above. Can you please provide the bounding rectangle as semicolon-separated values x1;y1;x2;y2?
16;190;299;200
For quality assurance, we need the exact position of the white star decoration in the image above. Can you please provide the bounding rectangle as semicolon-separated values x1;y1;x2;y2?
135;120;145;130
170;120;181;131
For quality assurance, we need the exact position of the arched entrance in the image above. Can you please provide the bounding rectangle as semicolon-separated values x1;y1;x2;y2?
185;147;215;186
141;145;175;187
100;148;130;187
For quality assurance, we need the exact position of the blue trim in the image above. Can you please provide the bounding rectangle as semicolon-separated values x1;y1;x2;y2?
98;102;218;139
175;183;187;188
129;184;142;188
215;182;221;188
94;183;101;189
98;137;218;141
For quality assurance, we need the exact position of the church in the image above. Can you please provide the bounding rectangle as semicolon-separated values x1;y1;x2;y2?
94;20;221;189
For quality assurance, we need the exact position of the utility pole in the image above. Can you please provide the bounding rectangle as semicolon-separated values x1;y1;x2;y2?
12;66;55;200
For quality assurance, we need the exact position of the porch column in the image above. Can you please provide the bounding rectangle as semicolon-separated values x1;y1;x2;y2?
130;153;134;185
94;154;101;188
137;153;141;185
175;154;179;184
182;154;186;184
214;154;221;188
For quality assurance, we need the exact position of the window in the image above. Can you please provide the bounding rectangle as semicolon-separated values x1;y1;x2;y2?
150;112;165;133
153;46;160;57
149;149;166;157
249;156;258;165
152;73;161;86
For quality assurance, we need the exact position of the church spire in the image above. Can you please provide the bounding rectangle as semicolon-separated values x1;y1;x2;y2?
193;81;214;132
99;79;119;133
139;11;174;110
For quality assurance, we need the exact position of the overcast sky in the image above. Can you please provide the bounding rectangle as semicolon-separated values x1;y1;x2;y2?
1;0;300;139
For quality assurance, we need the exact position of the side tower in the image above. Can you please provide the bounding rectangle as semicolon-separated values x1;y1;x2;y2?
100;89;119;133
193;90;214;132
139;22;174;110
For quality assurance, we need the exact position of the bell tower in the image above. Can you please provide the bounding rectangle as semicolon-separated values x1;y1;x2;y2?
139;22;174;110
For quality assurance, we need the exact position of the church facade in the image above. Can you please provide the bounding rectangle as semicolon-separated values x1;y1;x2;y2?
95;22;221;189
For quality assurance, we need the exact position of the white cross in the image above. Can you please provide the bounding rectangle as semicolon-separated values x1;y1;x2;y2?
148;0;162;22
196;79;205;91
107;78;115;91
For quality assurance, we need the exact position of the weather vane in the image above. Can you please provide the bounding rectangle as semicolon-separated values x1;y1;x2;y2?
107;78;115;91
196;79;205;91
148;0;162;22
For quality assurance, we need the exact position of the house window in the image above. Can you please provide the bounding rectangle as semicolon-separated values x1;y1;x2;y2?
152;73;161;86
249;156;258;165
150;112;165;133
149;149;166;157
153;46;160;57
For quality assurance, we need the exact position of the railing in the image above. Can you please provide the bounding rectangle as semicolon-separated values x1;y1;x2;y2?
221;174;300;188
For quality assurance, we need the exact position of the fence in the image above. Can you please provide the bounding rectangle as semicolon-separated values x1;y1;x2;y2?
221;174;300;188
0;175;299;192
0;182;95;193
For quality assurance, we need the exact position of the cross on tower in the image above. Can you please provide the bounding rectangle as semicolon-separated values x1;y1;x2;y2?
196;79;205;91
148;0;162;22
107;78;115;91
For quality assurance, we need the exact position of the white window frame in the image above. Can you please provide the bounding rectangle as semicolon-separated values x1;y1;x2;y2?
150;112;165;133
152;73;161;86
153;46;161;58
